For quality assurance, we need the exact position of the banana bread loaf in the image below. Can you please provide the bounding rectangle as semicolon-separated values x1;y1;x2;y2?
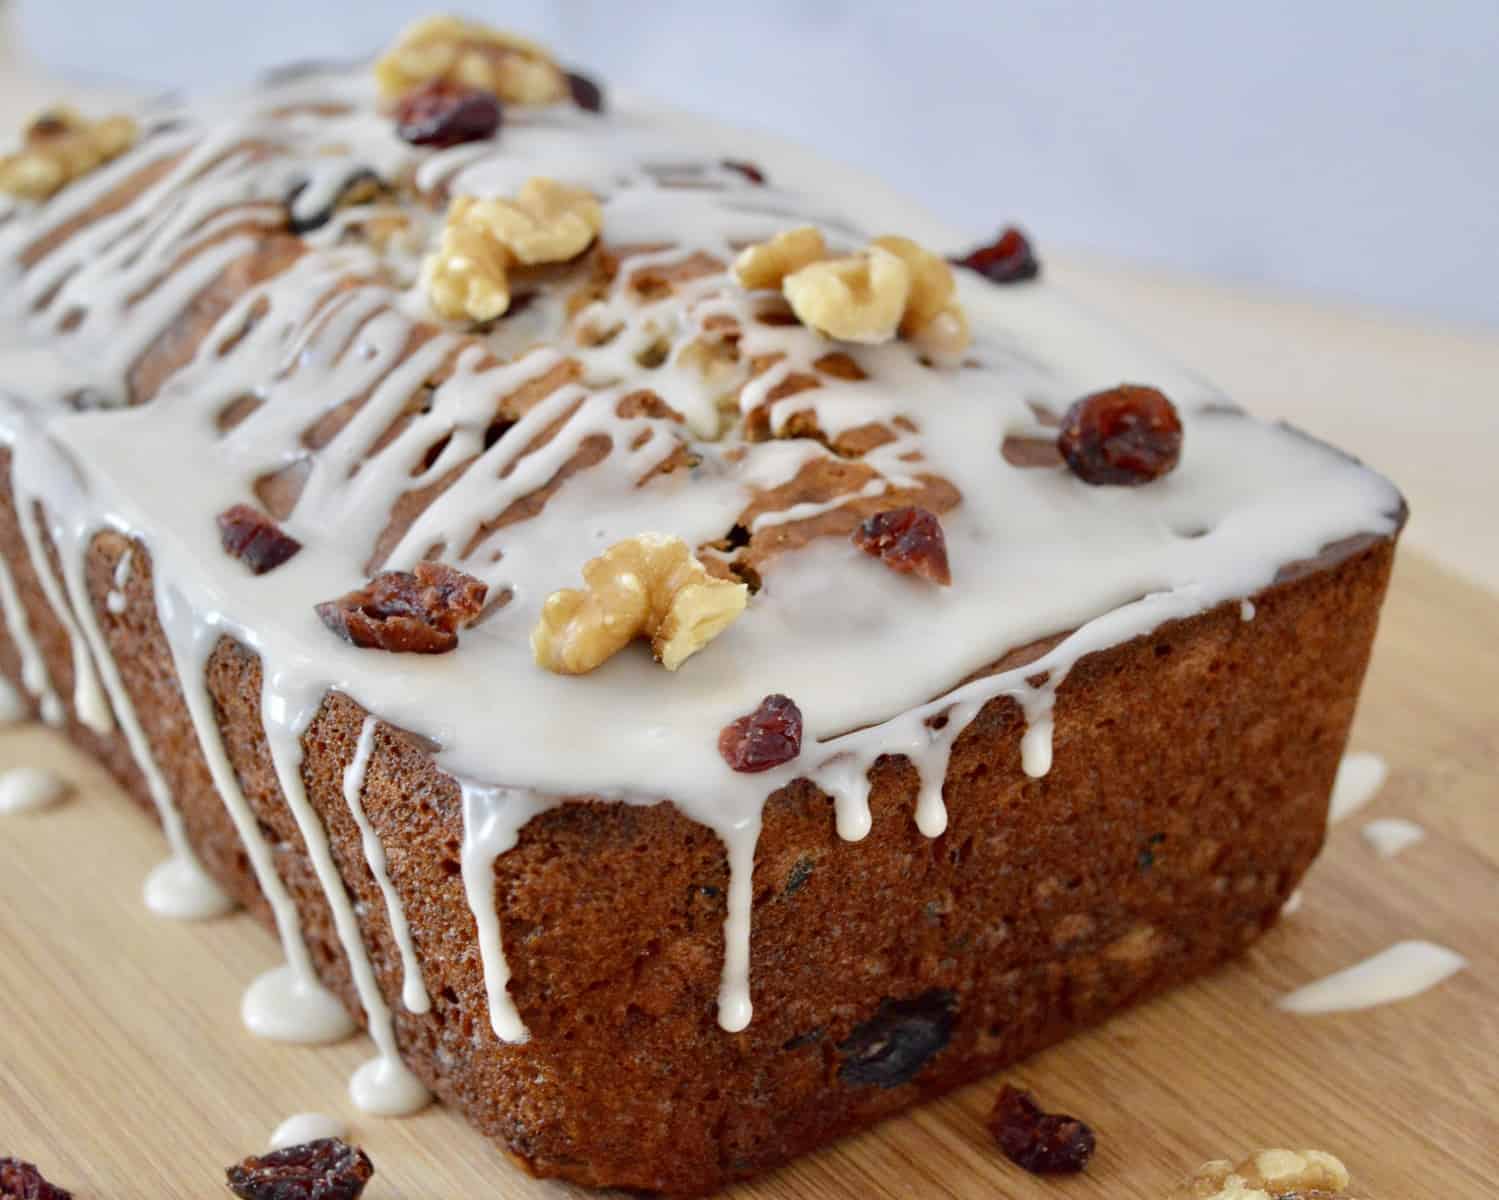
0;16;1404;1195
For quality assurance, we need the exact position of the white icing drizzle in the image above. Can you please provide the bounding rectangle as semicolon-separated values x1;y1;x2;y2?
0;765;67;813
1277;940;1467;1015
343;716;430;1013
0;553;61;723
1240;598;1256;621
0;66;1404;1044
269;1111;346;1150
261;672;429;1114
0;675;23;723
1361;817;1426;860
1281;888;1304;916
1329;752;1388;824
143;854;235;920
105;546;133;613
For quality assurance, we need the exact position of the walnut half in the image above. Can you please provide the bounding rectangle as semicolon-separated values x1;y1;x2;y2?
532;533;748;674
1174;1148;1360;1200
375;14;567;106
0;106;138;201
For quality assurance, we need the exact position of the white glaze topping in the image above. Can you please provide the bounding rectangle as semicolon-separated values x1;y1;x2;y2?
1328;752;1389;824
0;62;1403;1044
1277;940;1467;1015
1361;816;1426;860
0;765;67;813
269;1111;346;1150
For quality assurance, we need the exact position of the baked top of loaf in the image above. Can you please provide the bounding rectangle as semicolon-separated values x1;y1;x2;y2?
0;21;1404;1038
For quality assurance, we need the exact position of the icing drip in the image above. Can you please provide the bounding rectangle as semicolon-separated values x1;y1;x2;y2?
0;675;23;723
343;716;431;1013
1281;888;1304;916
1361;817;1425;860
1240;598;1256;621
0;65;1405;1043
459;781;552;1043
269;1112;346;1150
0;553;62;724
106;546;133;613
1277;940;1467;1015
143;854;236;920
260;672;429;1115
0;765;67;813
1328;752;1388;824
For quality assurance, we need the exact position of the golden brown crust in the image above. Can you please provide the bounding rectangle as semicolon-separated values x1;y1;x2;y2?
0;445;1398;1193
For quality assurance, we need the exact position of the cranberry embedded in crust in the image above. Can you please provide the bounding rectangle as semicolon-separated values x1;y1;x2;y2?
394;81;502;148
951;226;1040;283
1057;384;1183;486
566;70;606;114
988;1084;1096;1175
316;562;487;654
226;1137;374;1200
216;503;303;574
0;1157;72;1200
719;694;803;773
852;507;951;586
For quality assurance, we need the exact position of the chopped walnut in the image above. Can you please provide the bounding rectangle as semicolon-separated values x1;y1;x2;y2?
424;180;601;323
873;234;971;357
532;533;748;673
374;14;567;106
733;226;827;290
1174;1149;1359;1200
783;246;911;345
0;106;137;201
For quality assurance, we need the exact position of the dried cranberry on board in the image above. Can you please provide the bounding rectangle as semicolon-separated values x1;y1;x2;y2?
719;694;803;773
721;159;767;185
316;561;487;654
394;81;502;147
566;70;606;114
988;1084;1096;1175
1057;384;1183;486
217;504;303;575
951;225;1040;283
225;1138;373;1200
852;507;951;586
0;1157;71;1200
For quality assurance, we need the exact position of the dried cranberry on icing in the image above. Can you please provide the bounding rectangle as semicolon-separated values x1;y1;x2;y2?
566;70;606;114
988;1084;1096;1175
217;504;303;575
952;226;1040;283
721;159;767;186
316;562;487;654
852;507;951;586
0;1157;71;1200
225;1138;374;1200
394;81;502;148
1057;384;1183;486
719;694;803;773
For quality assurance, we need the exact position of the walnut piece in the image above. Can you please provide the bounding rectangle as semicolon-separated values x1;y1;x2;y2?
733;225;827;290
872;234;971;356
0;106;137;201
783;246;911;344
1174;1149;1359;1200
532;533;748;673
424;180;602;322
374;14;567;106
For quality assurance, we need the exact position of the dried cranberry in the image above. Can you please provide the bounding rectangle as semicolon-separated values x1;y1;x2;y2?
952;226;1040;283
1057;384;1183;486
852;507;951;586
226;1138;373;1200
719;694;803;773
316;561;487;654
217;504;303;574
566;70;606;114
0;1158;71;1200
721;159;767;186
394;81;502;148
838;990;956;1088
988;1085;1096;1175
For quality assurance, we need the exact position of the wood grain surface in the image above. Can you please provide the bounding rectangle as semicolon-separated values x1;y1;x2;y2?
0;551;1494;1198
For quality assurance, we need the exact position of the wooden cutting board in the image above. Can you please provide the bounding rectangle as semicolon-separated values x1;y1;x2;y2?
1;550;1494;1198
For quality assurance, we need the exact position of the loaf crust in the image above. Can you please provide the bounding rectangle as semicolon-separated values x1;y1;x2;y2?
0;449;1396;1193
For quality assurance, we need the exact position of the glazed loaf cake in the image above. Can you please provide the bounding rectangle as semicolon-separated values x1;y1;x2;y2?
0;17;1404;1196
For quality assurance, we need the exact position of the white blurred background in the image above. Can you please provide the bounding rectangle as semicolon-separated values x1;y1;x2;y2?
7;0;1499;327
